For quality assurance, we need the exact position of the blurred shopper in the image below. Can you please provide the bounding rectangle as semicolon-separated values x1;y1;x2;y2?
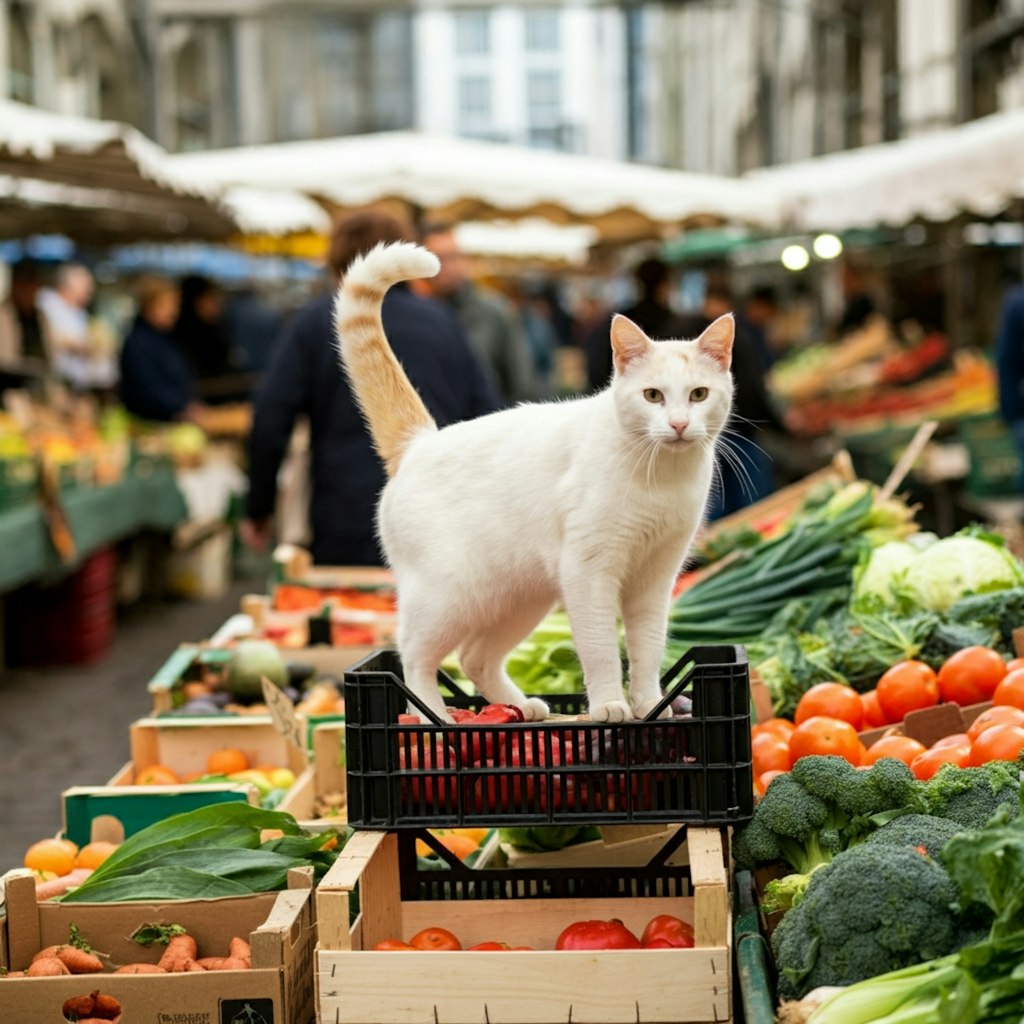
37;263;95;389
415;224;537;403
242;210;501;567
0;259;50;389
175;275;242;401
701;284;785;519
995;282;1024;486
836;261;878;336
584;257;690;392
119;277;200;423
225;286;284;377
742;285;779;369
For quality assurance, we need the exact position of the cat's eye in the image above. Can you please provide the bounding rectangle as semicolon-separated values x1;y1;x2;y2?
643;388;664;403
690;387;709;402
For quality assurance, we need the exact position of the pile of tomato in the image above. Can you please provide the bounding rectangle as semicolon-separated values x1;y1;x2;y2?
751;646;1024;793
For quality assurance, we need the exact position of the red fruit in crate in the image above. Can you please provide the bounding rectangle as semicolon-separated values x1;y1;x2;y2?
938;647;1007;705
400;736;456;810
475;704;525;724
467;941;510;951
398;713;421;725
409;927;462;951
374;939;415;950
641;915;695;949
555;920;642;951
447;708;477;724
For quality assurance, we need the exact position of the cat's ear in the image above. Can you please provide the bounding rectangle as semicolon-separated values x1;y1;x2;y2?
610;315;652;373
696;313;734;370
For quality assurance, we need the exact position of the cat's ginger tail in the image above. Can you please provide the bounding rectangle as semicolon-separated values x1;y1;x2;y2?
334;242;441;476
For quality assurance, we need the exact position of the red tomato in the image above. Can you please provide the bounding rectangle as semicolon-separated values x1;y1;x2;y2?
967;706;1024;743
755;769;787;797
862;735;927;767
467;941;510;951
373;939;415;950
969;723;1024;766
795;683;864;730
641;915;695;949
931;732;971;750
1006;658;1024;673
555;920;642;950
860;690;888;728
910;744;970;781
788;716;865;767
938;647;1007;705
753;718;797;742
876;662;939;723
409;927;462;951
752;732;792;777
993;669;1024;711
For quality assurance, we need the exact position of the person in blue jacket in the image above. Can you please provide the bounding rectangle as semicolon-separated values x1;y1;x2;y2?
995;282;1024;489
119;277;202;423
241;209;502;567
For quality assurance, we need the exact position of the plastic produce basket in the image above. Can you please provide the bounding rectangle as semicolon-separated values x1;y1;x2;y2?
343;646;753;829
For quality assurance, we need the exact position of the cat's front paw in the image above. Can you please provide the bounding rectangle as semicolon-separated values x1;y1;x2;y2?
519;697;549;722
631;695;672;720
588;699;633;723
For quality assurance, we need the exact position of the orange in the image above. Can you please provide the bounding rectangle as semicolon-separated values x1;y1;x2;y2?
206;748;250;776
135;764;181;786
450;828;490;845
253;763;280;775
74;841;118;870
24;838;77;876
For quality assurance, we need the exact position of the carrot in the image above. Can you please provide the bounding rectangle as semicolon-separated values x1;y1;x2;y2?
114;964;167;974
62;994;96;1018
32;945;63;962
157;934;197;972
229;936;252;966
26;957;70;976
181;958;206;972
56;946;105;974
197;956;247;971
35;868;93;901
1;971;25;978
91;992;122;1019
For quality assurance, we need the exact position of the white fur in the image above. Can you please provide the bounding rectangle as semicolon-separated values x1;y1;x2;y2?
376;312;735;723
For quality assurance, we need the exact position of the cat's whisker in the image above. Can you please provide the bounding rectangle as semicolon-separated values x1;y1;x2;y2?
718;426;773;461
715;436;757;499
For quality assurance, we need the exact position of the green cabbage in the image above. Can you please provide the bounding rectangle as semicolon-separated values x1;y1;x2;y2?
853;540;921;607
902;533;1023;612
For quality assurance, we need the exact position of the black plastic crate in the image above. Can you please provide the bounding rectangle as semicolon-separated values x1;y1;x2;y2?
399;827;695;902
343;645;753;829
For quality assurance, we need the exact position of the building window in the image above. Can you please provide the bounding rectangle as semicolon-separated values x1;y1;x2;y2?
455;10;490;55
526;69;562;148
524;9;560;52
457;74;492;137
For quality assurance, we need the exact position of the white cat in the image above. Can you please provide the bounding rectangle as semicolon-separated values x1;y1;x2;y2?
335;242;734;724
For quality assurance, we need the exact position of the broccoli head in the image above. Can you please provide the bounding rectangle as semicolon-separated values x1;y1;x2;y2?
771;843;962;1001
863;813;963;860
833;757;919;818
915;760;1022;830
789;754;859;802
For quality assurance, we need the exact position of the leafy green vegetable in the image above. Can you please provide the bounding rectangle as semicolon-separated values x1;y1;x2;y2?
131;923;187;946
498;826;599;852
60;804;340;903
853;540;921;608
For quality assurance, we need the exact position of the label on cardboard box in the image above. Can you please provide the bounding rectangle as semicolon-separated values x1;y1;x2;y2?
220;997;275;1024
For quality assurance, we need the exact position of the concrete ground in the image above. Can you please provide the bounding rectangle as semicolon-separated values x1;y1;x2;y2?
0;579;256;869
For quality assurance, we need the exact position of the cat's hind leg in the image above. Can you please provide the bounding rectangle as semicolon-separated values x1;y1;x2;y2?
458;598;553;722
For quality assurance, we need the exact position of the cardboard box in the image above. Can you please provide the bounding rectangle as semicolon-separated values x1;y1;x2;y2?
315;828;732;1024
0;869;316;1024
858;700;992;749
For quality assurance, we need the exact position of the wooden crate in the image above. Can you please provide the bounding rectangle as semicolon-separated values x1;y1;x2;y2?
315;827;732;1024
279;721;347;828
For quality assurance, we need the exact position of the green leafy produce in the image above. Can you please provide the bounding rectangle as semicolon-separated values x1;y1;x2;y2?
913;761;1022;831
504;612;585;695
862;814;963;860
60;804;341;903
227;639;287;698
853;540;920;608
498;826;599;852
900;530;1022;612
771;843;963;1001
801;790;1024;1024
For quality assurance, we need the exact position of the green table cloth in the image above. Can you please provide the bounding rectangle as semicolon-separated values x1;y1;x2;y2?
0;466;187;593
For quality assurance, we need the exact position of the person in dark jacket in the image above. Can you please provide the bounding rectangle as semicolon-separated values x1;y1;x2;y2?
242;210;502;567
119;277;200;422
175;275;247;402
584;257;692;393
995;283;1024;489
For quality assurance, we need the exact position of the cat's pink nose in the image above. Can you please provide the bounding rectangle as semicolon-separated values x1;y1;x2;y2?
670;420;688;437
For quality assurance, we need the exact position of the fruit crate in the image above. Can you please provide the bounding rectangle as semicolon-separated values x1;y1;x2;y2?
343;646;753;829
315;826;732;1024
